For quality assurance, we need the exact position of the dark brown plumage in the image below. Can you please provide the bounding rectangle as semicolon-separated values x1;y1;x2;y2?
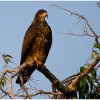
16;9;52;84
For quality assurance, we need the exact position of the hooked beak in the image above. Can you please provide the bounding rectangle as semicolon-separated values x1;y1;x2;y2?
46;13;48;18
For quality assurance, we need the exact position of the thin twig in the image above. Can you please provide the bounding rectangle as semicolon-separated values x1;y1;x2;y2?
15;90;62;98
19;75;31;99
0;87;11;99
61;73;79;84
54;31;94;37
52;4;99;44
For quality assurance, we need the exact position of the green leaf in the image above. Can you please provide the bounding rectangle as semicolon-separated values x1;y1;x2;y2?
90;53;95;61
2;54;12;65
77;76;90;98
80;66;86;73
1;81;4;87
77;81;81;91
85;82;89;94
6;54;12;58
91;68;97;79
77;79;84;98
87;76;93;92
86;93;90;99
77;78;83;92
90;50;100;61
0;78;2;83
0;77;6;88
83;76;86;90
93;50;100;56
94;44;100;49
82;77;89;96
3;78;6;85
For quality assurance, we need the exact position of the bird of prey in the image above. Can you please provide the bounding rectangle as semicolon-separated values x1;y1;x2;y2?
16;9;52;84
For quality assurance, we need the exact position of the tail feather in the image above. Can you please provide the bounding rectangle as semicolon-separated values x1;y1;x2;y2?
16;67;35;84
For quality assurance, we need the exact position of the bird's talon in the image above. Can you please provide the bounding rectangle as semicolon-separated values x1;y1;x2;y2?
34;56;43;68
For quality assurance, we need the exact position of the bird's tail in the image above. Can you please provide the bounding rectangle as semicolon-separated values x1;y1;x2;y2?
16;66;35;84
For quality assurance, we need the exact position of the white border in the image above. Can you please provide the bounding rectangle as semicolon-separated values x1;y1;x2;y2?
0;0;99;1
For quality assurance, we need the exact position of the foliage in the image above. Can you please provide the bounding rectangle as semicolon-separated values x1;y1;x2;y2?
0;77;6;88
76;66;100;99
75;45;100;99
0;54;11;89
2;54;12;66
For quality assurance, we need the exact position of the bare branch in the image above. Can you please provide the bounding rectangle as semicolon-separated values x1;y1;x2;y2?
61;73;79;84
8;76;14;99
52;4;99;44
19;75;31;99
54;31;94;37
15;90;62;98
0;87;11;99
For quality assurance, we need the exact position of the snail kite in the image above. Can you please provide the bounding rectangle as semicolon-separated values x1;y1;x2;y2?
16;9;52;84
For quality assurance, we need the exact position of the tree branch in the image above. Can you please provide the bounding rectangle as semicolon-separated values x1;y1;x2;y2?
8;76;14;99
52;4;100;44
68;56;100;92
37;65;71;98
2;55;100;98
15;89;62;98
0;87;11;99
1;60;71;98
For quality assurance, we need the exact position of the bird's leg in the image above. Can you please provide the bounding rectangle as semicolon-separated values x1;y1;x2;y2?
34;56;45;70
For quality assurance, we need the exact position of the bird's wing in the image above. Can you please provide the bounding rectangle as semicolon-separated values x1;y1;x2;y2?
20;24;36;64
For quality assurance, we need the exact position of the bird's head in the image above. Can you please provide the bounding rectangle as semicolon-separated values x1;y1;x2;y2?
34;9;48;22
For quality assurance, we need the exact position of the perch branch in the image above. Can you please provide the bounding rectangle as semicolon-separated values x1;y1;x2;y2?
37;65;71;98
1;60;71;98
1;56;100;98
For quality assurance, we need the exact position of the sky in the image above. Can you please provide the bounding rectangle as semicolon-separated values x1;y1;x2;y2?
0;1;100;99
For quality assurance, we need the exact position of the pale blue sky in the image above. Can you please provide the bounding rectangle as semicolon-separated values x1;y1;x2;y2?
0;1;100;99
